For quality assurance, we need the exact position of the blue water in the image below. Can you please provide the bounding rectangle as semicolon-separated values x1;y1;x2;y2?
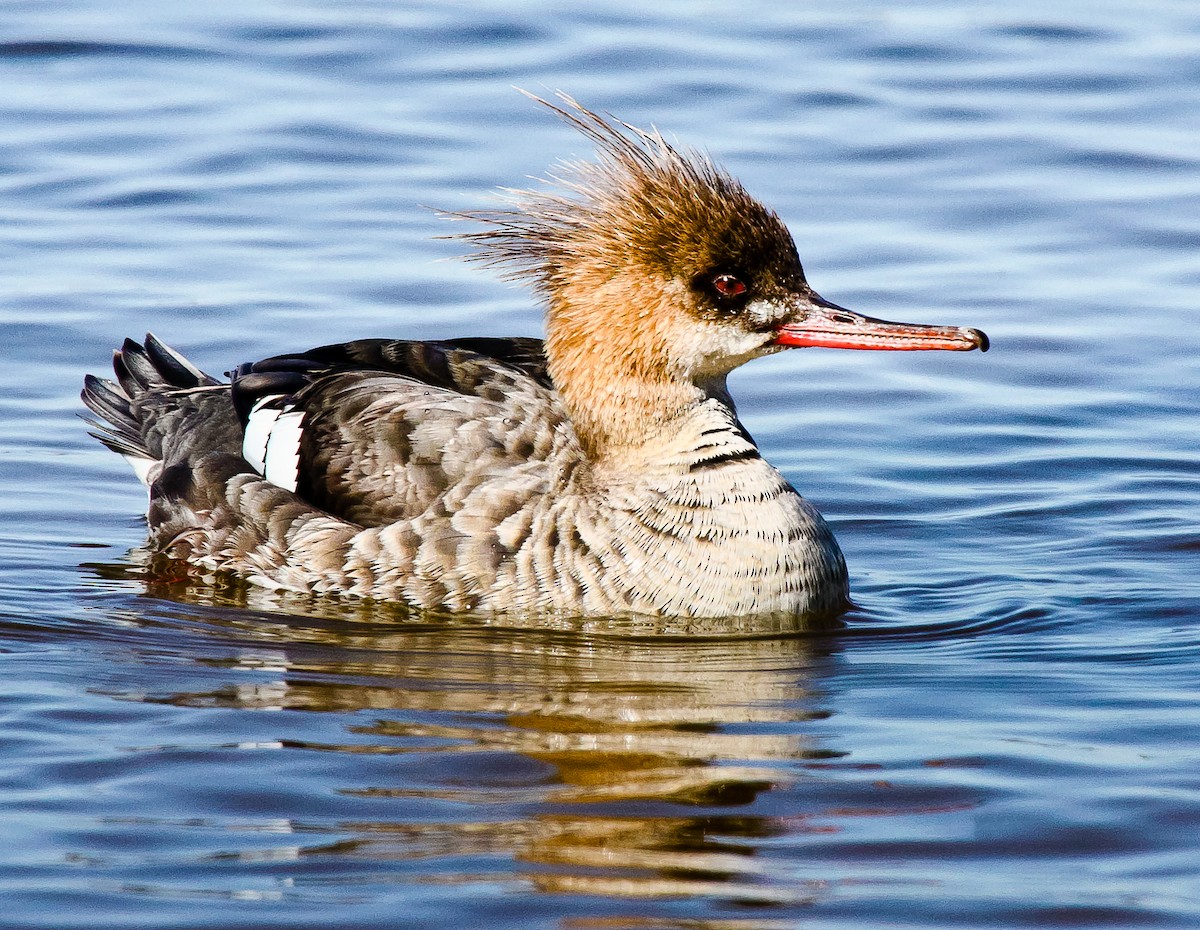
2;1;1199;927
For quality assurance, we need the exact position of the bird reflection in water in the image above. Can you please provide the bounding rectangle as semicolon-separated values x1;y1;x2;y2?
91;570;849;908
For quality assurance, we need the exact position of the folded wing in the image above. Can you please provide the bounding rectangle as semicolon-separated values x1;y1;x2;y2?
230;338;575;528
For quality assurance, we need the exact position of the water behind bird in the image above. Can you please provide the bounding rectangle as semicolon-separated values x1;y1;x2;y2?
2;1;1199;928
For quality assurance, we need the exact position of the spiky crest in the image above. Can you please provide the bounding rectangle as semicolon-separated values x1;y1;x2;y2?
450;92;800;296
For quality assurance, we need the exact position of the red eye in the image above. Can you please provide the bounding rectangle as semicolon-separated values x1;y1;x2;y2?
713;274;747;298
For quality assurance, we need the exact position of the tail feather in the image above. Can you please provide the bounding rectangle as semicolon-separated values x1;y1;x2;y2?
115;338;154;392
144;332;219;388
81;373;147;459
82;334;231;485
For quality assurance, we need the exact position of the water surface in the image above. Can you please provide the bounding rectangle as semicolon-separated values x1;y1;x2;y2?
2;1;1199;927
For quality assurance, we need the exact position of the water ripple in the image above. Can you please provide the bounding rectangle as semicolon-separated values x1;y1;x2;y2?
2;1;1200;927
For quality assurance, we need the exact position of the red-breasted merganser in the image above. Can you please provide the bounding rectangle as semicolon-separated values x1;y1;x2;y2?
82;94;987;620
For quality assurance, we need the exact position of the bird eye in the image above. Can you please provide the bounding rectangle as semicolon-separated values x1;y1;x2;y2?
712;274;747;298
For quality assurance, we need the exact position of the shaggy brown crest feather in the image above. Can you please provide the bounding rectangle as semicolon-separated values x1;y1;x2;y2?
451;92;802;295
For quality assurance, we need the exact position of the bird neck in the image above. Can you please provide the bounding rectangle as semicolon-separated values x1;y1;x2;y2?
544;276;718;462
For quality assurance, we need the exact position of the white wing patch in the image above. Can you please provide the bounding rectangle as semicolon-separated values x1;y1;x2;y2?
243;395;304;493
263;410;304;492
242;395;284;473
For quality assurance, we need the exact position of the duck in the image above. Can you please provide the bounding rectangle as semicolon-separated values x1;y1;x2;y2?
82;93;988;620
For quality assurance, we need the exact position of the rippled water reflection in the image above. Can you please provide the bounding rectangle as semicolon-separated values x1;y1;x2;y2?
3;1;1200;927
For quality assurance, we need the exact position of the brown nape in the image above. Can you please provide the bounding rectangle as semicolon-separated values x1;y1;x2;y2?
542;271;705;458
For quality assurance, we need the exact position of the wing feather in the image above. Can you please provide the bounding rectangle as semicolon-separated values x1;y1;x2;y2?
230;338;575;528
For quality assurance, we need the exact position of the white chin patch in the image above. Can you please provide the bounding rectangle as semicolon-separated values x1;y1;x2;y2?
744;297;787;329
243;396;303;493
